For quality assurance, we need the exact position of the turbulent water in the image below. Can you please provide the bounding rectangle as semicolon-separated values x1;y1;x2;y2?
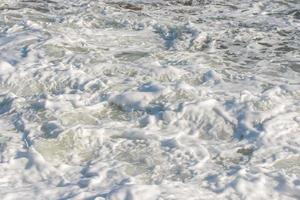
0;0;299;199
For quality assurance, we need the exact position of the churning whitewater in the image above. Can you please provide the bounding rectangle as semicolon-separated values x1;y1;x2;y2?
0;0;299;199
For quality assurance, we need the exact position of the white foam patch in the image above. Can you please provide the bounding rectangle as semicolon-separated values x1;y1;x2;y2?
0;61;14;75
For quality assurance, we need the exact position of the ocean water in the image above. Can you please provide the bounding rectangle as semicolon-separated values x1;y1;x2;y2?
0;0;299;199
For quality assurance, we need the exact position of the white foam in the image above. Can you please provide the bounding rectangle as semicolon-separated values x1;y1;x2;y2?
0;0;299;199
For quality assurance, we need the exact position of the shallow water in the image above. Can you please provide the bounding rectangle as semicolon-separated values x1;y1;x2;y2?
0;0;299;199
